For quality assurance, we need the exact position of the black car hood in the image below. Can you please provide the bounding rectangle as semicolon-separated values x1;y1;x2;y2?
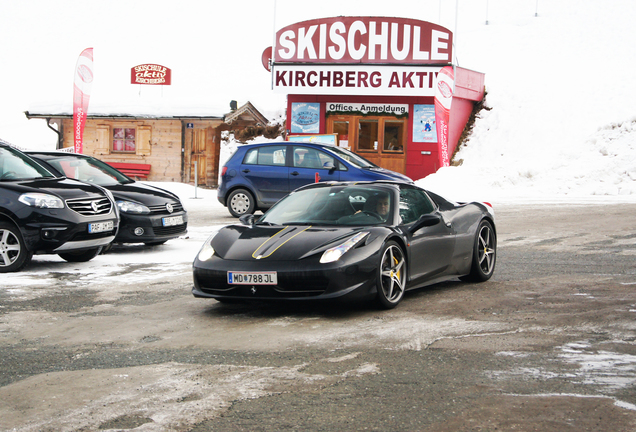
212;224;370;261
3;177;106;200
106;182;180;206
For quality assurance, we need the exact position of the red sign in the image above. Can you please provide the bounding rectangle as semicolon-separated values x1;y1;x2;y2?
131;64;171;85
275;17;452;65
262;47;272;71
73;48;94;154
434;66;454;168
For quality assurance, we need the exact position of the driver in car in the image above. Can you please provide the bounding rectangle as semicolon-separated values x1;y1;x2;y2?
376;195;390;218
354;192;391;222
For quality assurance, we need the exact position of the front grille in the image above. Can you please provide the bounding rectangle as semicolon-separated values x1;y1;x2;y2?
149;202;184;215
66;197;112;216
154;223;187;236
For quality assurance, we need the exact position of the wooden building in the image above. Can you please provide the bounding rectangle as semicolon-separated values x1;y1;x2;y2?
25;102;268;187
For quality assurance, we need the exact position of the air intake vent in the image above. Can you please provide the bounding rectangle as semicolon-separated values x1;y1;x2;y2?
66;197;112;216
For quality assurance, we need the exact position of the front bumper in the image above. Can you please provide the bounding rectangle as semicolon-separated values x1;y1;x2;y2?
192;249;380;302
115;211;188;243
21;212;119;255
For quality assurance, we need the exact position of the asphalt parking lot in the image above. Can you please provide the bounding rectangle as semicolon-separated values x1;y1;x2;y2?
1;199;635;431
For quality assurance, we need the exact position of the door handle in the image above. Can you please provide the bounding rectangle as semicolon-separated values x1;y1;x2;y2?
291;171;300;176
242;169;250;173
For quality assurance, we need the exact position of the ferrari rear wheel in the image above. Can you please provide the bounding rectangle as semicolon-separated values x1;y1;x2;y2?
376;241;407;309
228;188;255;218
461;219;496;282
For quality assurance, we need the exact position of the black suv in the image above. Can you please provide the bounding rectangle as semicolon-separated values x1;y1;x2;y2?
0;143;119;272
27;151;187;247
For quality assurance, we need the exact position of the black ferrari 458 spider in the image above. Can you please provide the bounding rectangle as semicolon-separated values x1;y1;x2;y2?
192;181;496;309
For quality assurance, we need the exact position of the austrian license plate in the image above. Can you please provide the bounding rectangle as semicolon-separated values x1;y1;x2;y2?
88;221;114;233
162;215;184;226
228;271;277;285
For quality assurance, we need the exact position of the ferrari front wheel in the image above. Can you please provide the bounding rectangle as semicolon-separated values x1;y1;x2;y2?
462;219;496;282
376;241;407;309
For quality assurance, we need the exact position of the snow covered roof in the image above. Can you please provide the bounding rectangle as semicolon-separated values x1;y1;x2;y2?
24;104;225;120
224;101;269;126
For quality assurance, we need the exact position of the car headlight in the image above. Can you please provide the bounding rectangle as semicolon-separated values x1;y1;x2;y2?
19;193;64;209
320;231;369;264
117;200;150;214
197;234;218;261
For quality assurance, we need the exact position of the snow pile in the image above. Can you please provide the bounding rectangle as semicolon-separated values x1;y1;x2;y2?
417;0;636;202
419;117;636;203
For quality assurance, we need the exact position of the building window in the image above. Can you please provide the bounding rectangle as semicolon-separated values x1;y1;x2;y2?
113;127;136;152
358;119;379;151
383;121;404;153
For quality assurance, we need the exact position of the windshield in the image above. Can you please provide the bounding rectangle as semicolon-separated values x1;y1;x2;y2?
0;147;56;181
323;146;378;169
259;185;394;226
42;155;132;186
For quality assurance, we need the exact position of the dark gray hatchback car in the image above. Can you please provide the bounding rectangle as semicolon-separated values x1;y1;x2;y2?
27;151;187;246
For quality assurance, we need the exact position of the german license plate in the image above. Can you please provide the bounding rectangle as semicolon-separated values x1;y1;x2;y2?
162;215;183;226
228;271;277;285
88;221;114;233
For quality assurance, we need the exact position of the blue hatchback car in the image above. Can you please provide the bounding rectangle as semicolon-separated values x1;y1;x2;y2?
218;141;413;217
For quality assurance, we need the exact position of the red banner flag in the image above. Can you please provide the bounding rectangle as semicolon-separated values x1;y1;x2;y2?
434;66;454;168
73;48;94;154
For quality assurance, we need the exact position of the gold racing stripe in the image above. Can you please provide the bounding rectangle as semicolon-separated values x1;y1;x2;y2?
252;226;313;259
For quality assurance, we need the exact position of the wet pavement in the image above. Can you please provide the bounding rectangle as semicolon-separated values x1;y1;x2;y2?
1;202;635;431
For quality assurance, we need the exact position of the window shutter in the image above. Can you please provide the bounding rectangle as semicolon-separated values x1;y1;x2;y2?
137;126;152;156
95;125;111;155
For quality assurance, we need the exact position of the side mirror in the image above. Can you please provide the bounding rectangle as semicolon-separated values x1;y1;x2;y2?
323;161;336;174
409;214;441;234
239;214;255;226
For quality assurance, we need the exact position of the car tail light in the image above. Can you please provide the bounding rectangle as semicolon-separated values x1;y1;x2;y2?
483;202;492;208
221;166;228;176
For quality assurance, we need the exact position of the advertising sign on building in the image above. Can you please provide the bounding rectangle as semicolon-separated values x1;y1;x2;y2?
413;105;437;143
274;17;453;65
274;65;442;96
131;64;172;85
291;102;321;133
271;17;452;96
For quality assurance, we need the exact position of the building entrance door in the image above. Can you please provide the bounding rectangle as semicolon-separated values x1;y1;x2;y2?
327;115;406;174
190;128;207;184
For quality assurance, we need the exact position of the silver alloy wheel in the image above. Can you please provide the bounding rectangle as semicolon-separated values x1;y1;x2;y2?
380;244;406;304
230;192;251;215
0;228;21;267
477;223;496;276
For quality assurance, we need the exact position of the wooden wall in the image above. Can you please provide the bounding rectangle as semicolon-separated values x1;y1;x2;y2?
60;118;224;186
